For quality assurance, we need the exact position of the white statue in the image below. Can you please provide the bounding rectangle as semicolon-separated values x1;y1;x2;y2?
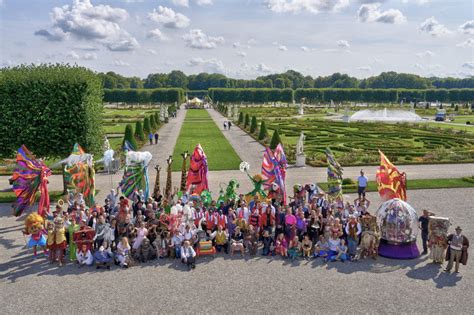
296;132;305;156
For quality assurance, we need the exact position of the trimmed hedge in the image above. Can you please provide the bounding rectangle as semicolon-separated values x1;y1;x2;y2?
209;88;294;103
104;88;185;104
0;64;103;157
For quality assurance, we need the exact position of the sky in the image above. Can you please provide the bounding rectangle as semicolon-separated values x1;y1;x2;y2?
0;0;473;79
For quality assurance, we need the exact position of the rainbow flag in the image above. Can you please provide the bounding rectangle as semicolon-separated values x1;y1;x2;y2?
261;144;288;205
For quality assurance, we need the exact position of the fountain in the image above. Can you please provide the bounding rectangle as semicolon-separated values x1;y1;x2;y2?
349;108;422;122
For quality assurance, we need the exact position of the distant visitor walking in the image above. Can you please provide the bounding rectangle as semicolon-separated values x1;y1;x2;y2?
154;132;159;144
148;133;153;145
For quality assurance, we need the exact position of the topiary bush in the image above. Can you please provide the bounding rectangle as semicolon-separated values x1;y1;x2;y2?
270;129;282;150
250;116;258;134
258;121;268;140
238;112;244;125
143;117;151;134
244;113;250;128
135;121;145;141
0;64;103;157
123;124;138;150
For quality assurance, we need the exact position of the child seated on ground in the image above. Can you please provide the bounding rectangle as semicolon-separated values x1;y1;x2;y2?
301;234;313;259
230;227;244;256
275;233;288;258
116;237;131;268
261;230;275;256
77;244;94;267
314;236;330;259
288;235;300;260
94;241;113;269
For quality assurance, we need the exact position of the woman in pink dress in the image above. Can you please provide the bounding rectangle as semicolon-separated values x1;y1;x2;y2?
132;222;148;250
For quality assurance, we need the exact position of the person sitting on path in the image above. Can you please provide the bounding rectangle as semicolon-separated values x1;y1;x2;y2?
181;240;196;269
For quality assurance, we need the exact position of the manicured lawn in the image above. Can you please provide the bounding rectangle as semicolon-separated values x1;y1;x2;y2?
103;109;157;118
426;122;474;133
318;177;474;194
0;191;65;203
450;115;474;124
102;122;129;134
172;109;241;171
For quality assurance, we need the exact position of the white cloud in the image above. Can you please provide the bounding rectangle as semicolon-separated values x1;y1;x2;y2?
358;66;371;71
336;39;350;49
414;63;423;69
172;0;189;7
279;45;288;51
182;29;224;49
106;37;139;51
237;51;247;57
74;44;99;51
147;49;157;55
264;0;350;14
36;0;139;51
357;3;406;24
419;17;451;36
148;6;190;29
459;20;474;34
114;59;130;67
254;63;273;73
457;38;474;48
187;57;226;73
300;46;309;51
416;50;434;58
83;52;98;60
66;50;80;60
196;0;213;5
401;0;430;4
462;62;474;70
147;28;167;40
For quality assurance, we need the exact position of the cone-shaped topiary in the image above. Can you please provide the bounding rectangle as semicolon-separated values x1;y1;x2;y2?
270;129;282;150
143;117;151;134
123;124;138;150
244;113;250;128
149;115;156;130
135;121;145;141
258;121;268;140
238;112;244;125
250;116;258;134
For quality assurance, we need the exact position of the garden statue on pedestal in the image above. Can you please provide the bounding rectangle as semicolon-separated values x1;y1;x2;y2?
298;102;304;115
342;105;350;123
295;132;306;167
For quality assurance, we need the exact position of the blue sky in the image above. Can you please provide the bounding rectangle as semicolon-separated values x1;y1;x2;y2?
1;0;473;78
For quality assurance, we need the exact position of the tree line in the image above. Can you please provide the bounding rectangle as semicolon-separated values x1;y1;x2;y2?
99;70;474;90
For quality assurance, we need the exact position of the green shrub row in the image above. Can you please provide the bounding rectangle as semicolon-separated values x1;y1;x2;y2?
104;88;185;104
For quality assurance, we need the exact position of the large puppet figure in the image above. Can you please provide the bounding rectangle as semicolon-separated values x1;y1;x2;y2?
11;145;52;217
325;147;343;202
119;142;152;201
261;144;287;205
63;144;96;207
186;144;209;194
23;212;47;258
240;162;267;203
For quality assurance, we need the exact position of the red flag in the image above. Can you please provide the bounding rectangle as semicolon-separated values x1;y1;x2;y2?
376;150;407;201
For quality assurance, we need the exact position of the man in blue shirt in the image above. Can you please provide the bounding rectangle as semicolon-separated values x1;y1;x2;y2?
357;169;368;199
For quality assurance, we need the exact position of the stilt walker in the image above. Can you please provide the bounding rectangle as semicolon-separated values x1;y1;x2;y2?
165;156;173;199
153;165;161;200
180;151;189;192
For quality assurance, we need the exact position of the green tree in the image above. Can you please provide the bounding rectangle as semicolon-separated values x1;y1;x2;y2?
258;121;268;140
134;121;145;141
149;115;157;130
123;124;138;150
270;129;282;150
143;117;151;134
238;112;244;124
250;116;258;134
167;70;188;88
244;113;250;128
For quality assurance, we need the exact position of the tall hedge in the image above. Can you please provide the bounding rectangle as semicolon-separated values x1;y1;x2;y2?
123;124;138;150
149;115;157;130
244;113;250;128
258;121;268;140
0;64;103;158
103;88;185;104
238;112;244;124
143;117;151;134
209;88;294;103
270;129;282;150
250;116;258;134
135;121;144;141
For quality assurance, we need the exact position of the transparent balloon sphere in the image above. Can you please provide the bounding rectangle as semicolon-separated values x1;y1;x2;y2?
376;198;419;244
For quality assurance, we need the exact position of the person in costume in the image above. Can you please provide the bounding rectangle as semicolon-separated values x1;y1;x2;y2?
94;241;113;269
244;174;268;204
345;216;361;258
445;226;469;274
47;216;67;266
428;216;450;264
67;216;80;261
23;212;47;258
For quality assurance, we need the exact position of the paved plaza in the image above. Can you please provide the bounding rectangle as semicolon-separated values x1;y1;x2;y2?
0;187;473;314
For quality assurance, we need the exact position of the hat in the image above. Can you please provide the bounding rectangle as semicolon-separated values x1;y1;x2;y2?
455;226;462;231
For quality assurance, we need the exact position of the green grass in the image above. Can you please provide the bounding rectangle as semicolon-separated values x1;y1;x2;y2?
103;109;157;118
102;122;129;134
172;109;241;171
318;177;474;193
426;122;474;133
450;115;474;124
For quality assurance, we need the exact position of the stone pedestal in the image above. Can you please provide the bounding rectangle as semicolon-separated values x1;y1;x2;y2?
295;154;306;167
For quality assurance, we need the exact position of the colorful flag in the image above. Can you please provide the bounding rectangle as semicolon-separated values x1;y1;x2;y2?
261;144;288;205
325;147;343;201
11;145;52;216
64;144;96;207
376;150;407;201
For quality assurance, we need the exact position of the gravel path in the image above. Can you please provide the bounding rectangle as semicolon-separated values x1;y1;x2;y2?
1;188;473;314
